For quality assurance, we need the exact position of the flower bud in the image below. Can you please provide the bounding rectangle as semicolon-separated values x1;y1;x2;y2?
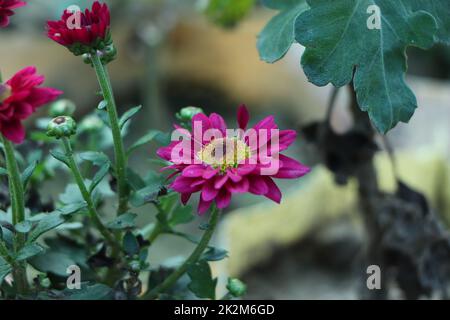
49;99;76;117
47;116;77;139
176;106;204;123
226;278;247;297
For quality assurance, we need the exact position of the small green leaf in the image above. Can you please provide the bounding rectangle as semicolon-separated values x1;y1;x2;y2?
201;247;228;262
130;184;165;208
0;167;7;176
50;150;70;167
15;221;33;234
89;162;110;194
79;151;109;166
0;258;12;285
21;161;38;188
119;105;142;130
16;244;44;261
27;213;66;243
187;260;217;299
56;202;87;216
106;213;137;230
169;205;194;227
127;130;164;156
97;100;108;110
63;283;113;300
127;168;146;191
123;231;139;256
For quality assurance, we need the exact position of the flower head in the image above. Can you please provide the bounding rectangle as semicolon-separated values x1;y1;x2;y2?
0;0;26;28
0;67;62;144
158;105;310;214
46;1;112;56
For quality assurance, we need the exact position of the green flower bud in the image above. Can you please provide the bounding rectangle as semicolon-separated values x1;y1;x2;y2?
49;99;76;117
176;106;204;123
46;116;77;139
226;278;247;297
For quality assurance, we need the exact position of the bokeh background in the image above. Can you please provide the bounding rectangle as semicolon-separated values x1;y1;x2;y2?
2;0;450;299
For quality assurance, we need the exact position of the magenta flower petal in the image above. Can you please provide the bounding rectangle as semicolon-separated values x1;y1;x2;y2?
0;0;26;28
216;190;231;209
198;198;213;215
209;113;227;135
263;177;282;204
237;104;249;130
1;119;24;144
182;165;206;178
248;175;269;195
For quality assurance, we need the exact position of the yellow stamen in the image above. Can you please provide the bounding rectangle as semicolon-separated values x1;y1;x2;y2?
198;137;250;172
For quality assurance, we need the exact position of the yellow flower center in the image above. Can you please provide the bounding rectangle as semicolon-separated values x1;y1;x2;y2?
198;137;251;171
0;84;12;103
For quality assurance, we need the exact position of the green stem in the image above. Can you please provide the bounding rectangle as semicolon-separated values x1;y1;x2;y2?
144;205;220;299
61;138;121;253
91;53;128;215
1;135;28;295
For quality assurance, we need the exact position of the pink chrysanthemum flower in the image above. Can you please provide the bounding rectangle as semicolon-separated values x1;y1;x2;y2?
157;105;310;214
46;1;111;55
0;0;26;28
0;67;62;144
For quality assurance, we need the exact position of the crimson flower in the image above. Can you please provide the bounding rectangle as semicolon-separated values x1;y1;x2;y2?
46;1;111;55
0;0;26;28
158;105;310;214
0;67;62;144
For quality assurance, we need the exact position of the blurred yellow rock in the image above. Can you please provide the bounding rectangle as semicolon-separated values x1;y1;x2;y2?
217;149;450;278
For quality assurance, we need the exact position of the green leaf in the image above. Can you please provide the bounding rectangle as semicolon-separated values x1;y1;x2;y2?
97;100;107;110
119;105;142;130
187;260;217;299
79;151;109;166
15;221;33;233
127;168;146;191
201;247;229;262
130;182;165;208
204;0;256;28
56;202;88;216
50;150;70;167
16;244;44;261
27;213;66;243
0;257;11;285
294;0;438;133
89;162;110;194
123;231;139;256
21;161;38;188
63;283;113;300
409;1;450;44
258;0;308;63
0;167;7;176
127;130;164;156
169;205;194;227
106;213;137;230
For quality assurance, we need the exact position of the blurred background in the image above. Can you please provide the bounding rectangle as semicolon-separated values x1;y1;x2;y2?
1;0;450;299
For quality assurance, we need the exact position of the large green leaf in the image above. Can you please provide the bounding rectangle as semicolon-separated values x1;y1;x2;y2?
187;260;217;300
294;0;442;133
409;1;450;44
258;0;308;63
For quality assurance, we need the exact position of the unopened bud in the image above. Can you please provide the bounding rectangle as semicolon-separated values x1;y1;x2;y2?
47;116;77;139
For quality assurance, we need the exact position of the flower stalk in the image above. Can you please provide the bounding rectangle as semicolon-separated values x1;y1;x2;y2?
145;205;220;299
90;53;128;215
60;137;121;254
1;134;28;294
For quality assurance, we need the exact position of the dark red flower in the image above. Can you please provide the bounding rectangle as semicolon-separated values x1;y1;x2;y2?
46;1;111;55
0;67;62;144
0;0;26;28
158;105;311;214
